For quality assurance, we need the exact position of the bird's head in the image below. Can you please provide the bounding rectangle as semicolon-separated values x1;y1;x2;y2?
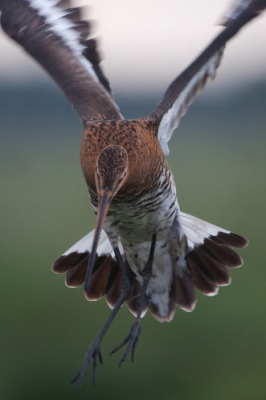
96;144;128;198
84;145;128;290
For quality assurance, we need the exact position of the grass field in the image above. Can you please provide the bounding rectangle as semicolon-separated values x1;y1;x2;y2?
0;82;266;399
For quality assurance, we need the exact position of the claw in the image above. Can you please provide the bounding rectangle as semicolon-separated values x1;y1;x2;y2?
72;340;103;387
111;320;141;366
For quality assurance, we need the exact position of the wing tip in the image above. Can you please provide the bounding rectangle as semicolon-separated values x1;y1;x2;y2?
221;0;266;27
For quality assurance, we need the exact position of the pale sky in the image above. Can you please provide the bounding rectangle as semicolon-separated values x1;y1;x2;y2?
0;0;265;97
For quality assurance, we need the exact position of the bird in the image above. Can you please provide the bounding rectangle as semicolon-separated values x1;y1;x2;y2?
0;0;265;386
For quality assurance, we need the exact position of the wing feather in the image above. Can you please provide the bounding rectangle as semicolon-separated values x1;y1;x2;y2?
158;48;224;154
0;0;123;123
148;0;266;155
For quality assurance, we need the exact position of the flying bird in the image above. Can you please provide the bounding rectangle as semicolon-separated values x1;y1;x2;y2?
0;0;265;385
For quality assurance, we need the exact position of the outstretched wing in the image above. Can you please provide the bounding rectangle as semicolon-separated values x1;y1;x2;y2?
0;0;123;123
148;0;266;155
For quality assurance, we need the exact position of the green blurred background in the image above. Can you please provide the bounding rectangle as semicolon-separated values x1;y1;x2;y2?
1;80;266;400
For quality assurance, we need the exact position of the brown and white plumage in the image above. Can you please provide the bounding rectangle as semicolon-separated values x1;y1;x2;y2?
1;0;265;384
0;0;122;122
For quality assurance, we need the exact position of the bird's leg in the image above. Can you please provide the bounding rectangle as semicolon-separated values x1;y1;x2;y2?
111;233;156;366
72;245;132;386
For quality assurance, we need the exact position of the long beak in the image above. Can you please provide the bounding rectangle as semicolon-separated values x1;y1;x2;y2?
84;187;113;291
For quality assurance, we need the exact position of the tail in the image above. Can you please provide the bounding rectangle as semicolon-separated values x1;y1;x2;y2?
52;230;144;314
52;230;125;309
52;212;248;321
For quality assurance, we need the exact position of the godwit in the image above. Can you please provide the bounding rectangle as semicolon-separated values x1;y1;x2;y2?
1;0;265;385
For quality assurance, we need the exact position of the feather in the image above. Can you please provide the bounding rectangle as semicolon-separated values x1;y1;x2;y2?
172;272;197;312
148;0;266;155
0;0;123;122
149;299;176;322
177;211;246;296
158;48;224;155
179;212;248;249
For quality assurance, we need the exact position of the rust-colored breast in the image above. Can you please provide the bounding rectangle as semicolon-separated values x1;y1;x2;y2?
80;118;168;197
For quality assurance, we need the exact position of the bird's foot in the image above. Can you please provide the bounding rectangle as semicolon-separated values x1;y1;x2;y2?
72;338;103;387
111;320;141;366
